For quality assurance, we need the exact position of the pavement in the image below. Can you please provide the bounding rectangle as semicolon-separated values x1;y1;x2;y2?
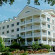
29;52;55;55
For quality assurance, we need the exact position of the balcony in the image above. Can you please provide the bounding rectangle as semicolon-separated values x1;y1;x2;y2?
26;19;32;24
33;33;40;37
48;42;52;45
41;25;46;30
53;42;55;45
26;34;32;38
33;19;40;23
42;32;47;37
42;41;47;44
26;26;32;31
41;18;46;22
21;28;25;32
20;22;25;25
21;35;25;38
32;25;40;30
27;42;32;45
5;42;11;46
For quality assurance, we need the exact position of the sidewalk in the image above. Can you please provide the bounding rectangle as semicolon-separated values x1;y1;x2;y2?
28;52;55;55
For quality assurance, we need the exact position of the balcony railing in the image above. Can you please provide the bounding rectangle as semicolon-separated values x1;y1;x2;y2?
5;42;11;46
32;25;40;29
42;32;47;35
27;42;32;45
26;19;32;23
33;33;40;37
53;42;55;44
41;18;46;22
33;19;40;22
26;34;32;37
43;41;47;44
20;22;25;25
42;25;46;29
26;26;32;30
21;35;25;38
21;28;25;31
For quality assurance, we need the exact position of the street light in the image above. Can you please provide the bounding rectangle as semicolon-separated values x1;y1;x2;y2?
19;39;20;46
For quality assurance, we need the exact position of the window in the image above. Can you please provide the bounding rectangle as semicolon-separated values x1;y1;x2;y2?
47;18;50;21
48;31;50;35
2;32;4;34
48;24;50;28
17;28;19;31
11;29;14;32
7;31;9;33
3;26;5;29
17;34;19;37
7;25;9;28
11;24;14;27
17;22;19;25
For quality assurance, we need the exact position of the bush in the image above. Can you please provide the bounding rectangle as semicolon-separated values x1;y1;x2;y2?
1;52;13;55
20;52;28;55
4;47;10;52
9;48;15;52
10;42;19;49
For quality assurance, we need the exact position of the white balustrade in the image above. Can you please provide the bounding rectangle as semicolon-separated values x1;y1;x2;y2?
33;19;40;22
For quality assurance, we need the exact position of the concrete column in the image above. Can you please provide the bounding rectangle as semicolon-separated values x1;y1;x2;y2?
40;14;42;43
32;38;34;43
47;37;48;44
52;38;53;45
10;38;11;45
25;38;27;46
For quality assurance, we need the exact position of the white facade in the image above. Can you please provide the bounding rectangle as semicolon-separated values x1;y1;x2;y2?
0;6;55;47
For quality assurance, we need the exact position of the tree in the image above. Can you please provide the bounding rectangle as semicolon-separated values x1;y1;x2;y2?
0;0;55;6
0;0;14;6
0;37;5;52
27;0;55;6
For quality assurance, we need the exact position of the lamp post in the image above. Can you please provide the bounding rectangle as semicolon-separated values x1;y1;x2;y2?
19;39;20;46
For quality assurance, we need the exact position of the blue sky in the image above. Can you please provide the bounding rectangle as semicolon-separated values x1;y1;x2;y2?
0;0;55;21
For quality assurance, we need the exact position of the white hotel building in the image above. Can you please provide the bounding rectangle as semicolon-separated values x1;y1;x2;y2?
0;6;55;50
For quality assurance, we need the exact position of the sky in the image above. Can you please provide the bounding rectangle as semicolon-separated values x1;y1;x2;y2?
0;0;55;21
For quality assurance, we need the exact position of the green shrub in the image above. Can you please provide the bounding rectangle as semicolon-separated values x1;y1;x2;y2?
9;48;15;52
4;47;10;52
20;52;28;55
10;42;19;49
1;52;13;55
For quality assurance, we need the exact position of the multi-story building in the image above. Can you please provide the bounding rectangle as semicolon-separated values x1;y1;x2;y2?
0;5;55;50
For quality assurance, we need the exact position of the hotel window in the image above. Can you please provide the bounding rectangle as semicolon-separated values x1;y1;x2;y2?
7;25;9;28
3;26;5;29
48;24;50;28
11;29;14;32
48;31;50;35
7;31;9;33
11;24;14;27
47;18;50;21
17;22;19;25
2;32;4;34
17;28;19;31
